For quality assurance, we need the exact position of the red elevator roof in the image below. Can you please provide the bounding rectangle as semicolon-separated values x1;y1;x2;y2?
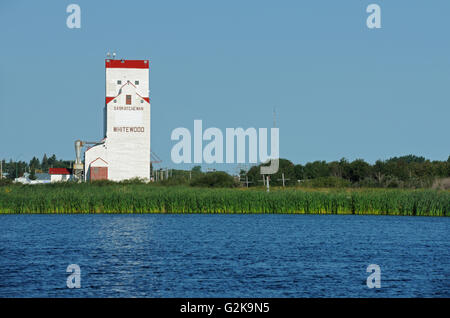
105;59;149;69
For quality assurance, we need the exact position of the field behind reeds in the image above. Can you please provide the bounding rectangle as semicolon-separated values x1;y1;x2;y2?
0;183;448;216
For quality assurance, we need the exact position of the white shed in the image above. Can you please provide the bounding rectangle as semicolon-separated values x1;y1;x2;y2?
49;168;73;182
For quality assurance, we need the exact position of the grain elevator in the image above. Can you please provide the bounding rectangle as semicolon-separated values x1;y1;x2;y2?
74;58;151;181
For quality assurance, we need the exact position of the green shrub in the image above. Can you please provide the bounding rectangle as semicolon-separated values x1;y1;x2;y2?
190;171;238;188
300;177;351;188
0;178;12;186
159;176;189;186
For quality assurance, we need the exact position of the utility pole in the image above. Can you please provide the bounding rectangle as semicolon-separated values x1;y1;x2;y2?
245;176;253;188
258;175;266;187
259;175;270;191
240;175;253;188
277;173;290;187
0;159;2;180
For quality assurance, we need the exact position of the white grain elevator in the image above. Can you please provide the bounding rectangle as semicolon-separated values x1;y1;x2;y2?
83;58;151;181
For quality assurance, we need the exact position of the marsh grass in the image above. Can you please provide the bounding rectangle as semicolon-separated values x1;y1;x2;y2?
0;183;448;216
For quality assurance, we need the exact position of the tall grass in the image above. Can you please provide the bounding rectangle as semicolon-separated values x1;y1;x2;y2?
0;183;448;216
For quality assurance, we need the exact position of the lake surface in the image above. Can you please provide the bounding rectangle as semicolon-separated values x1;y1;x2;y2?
0;214;448;297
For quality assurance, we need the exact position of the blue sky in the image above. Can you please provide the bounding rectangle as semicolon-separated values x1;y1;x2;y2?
0;0;449;171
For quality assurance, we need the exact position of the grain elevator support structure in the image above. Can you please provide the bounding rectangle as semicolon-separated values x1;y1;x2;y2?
84;59;151;181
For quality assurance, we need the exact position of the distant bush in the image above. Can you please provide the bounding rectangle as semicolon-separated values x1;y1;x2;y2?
89;179;118;186
119;178;147;185
190;171;238;188
403;177;434;189
384;176;402;188
432;178;450;190
159;176;189;186
299;176;351;188
87;178;148;186
355;177;381;188
0;178;12;186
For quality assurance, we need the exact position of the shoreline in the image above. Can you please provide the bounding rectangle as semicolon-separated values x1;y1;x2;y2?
0;211;448;216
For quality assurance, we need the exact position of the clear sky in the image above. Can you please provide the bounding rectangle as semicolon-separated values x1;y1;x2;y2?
0;1;449;172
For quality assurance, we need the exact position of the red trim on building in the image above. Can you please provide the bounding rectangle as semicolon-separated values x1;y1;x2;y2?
49;168;72;175
90;157;109;165
106;81;150;105
105;59;149;69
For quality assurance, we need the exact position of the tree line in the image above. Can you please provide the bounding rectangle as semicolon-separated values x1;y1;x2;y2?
244;155;450;189
1;154;72;180
1;154;449;189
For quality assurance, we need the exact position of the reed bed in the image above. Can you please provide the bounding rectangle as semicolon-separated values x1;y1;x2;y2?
0;184;448;216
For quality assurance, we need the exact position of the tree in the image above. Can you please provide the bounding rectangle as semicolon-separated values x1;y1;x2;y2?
190;171;237;188
269;159;297;186
48;154;57;167
191;166;201;172
294;164;305;181
328;161;343;178
388;155;426;164
348;159;371;183
29;156;40;170
304;161;329;179
338;158;351;180
42;154;49;171
373;160;386;183
246;158;297;186
29;167;37;180
6;159;15;180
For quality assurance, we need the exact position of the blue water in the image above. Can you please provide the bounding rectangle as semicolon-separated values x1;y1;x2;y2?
0;214;448;297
